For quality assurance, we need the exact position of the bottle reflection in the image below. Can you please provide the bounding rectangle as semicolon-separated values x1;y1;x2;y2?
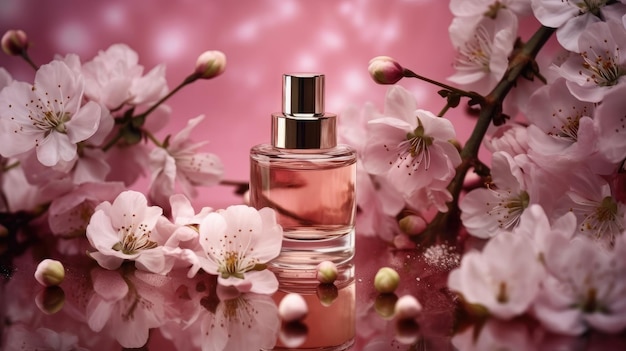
270;260;355;350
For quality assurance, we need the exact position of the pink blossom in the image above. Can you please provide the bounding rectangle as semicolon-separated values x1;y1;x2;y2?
86;268;171;348
155;194;214;276
339;103;404;241
148;115;223;211
448;232;545;319
0;60;102;166
531;0;626;51
556;20;626;103
363;85;461;197
200;293;279;351
82;43;168;110
197;205;283;294
48;182;125;239
526;78;598;169
447;9;518;94
533;235;626;335
559;171;625;245
513;204;577;256
460;151;530;238
86;190;168;273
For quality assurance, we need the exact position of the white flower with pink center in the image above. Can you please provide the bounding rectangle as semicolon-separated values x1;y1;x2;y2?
363;85;461;197
531;0;626;51
447;9;518;94
86;190;168;273
0;60;102;167
526;78;598;168
556;20;626;103
561;171;625;245
460;151;530;238
448;232;545;319
197;205;283;294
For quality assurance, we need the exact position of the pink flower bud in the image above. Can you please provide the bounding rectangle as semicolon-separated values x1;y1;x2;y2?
34;259;65;287
368;56;404;84
394;294;422;320
399;214;426;236
278;293;308;322
195;50;226;79
1;29;29;56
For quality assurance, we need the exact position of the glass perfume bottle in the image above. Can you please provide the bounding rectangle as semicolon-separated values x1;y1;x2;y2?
250;73;356;269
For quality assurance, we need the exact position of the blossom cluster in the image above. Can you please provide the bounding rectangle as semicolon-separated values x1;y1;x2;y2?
0;31;285;295
362;0;626;338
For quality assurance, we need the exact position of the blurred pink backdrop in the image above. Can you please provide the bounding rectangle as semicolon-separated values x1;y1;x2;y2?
0;0;470;208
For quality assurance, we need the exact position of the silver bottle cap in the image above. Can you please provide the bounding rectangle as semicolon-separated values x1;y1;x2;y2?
272;73;337;149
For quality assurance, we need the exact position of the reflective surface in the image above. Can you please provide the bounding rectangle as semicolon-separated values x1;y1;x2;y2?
0;233;457;350
4;235;626;350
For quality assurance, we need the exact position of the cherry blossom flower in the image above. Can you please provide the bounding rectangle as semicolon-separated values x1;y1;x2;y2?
0;60;102;166
460;151;530;238
448;9;518;94
448;232;545;319
594;83;626;164
199;292;279;351
86;190;169;273
560;171;625;245
512;204;577;257
556;20;626;103
155;194;215;276
148;115;223;210
86;268;172;348
531;0;626;51
196;205;283;294
533;235;626;335
339;103;404;241
48;181;125;240
526;78;598;169
363;85;461;197
450;0;532;17
82;43;168;110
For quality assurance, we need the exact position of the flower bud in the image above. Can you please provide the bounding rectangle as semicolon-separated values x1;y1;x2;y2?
1;29;29;56
316;283;338;307
195;50;226;79
399;214;426;236
279;321;308;348
394;294;422;320
34;259;65;287
368;56;404;84
35;286;65;315
374;267;400;294
316;260;338;284
374;293;398;319
278;293;308;323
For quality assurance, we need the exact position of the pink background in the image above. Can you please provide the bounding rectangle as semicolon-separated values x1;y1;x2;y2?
0;0;471;208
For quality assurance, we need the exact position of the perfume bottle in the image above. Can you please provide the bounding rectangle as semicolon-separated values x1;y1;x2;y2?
250;73;356;269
